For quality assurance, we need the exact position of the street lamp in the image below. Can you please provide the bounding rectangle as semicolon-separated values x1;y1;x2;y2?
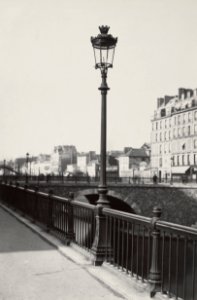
26;152;29;184
91;26;117;207
90;26;118;266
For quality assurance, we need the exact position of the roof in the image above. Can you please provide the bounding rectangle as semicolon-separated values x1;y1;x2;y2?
124;148;149;158
141;143;151;149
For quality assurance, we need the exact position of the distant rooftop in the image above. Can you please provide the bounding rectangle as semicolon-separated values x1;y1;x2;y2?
123;148;149;158
153;87;197;120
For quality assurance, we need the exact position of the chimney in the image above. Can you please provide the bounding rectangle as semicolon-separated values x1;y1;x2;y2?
185;89;192;98
194;89;197;97
178;88;186;100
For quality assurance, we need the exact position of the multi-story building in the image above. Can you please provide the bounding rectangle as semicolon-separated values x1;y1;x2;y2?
151;87;197;180
54;145;77;174
77;151;97;174
118;145;150;177
30;154;52;175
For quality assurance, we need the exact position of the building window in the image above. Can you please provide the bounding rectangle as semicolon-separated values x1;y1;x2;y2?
188;154;190;165
178;115;181;124
188;125;191;135
188;112;191;122
159;144;162;154
161;109;166;117
174;116;176;125
160;121;162;129
156;122;158;130
178;128;181;137
159;157;162;167
177;156;179;166
173;128;176;138
195;111;197;120
183;114;186;123
169;118;171;127
182;155;184;165
194;139;197;149
171;156;174;166
194;154;196;165
164;132;167;141
169;131;171;140
155;133;157;142
165;119;167;128
160;132;162;141
194;124;197;134
182;127;185;136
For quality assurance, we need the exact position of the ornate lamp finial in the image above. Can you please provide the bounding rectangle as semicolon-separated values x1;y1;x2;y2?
99;26;110;35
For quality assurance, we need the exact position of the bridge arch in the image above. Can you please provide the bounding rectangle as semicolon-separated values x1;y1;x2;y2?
74;188;135;213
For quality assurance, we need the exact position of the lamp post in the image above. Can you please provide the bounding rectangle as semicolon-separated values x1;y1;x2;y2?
91;25;117;207
90;26;118;265
26;152;29;184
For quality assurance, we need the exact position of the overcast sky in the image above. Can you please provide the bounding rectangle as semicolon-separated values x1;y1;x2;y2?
1;0;197;160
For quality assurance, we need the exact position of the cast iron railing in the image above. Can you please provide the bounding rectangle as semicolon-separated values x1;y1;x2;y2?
1;174;197;185
0;182;196;299
103;208;152;281
0;182;95;248
72;200;95;250
157;221;197;299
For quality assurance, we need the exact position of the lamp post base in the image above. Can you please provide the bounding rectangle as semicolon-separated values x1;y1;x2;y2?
91;205;112;266
97;185;110;207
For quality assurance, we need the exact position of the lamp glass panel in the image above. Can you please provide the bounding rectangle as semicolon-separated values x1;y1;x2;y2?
93;48;101;66
107;48;115;66
100;48;108;65
93;46;116;68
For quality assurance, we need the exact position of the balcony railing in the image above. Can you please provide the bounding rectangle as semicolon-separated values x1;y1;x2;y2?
0;182;196;299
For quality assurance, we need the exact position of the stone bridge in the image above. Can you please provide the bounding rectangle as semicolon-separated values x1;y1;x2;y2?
27;182;197;227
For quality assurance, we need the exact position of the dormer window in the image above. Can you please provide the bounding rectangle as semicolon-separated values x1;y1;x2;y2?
161;108;166;117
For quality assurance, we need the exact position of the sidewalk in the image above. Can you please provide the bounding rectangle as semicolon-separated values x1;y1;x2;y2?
0;204;163;300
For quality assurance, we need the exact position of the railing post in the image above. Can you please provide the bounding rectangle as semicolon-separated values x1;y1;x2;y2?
91;206;112;266
33;186;39;223
47;190;54;232
2;183;6;204
65;192;75;245
22;184;28;216
7;181;12;207
11;182;17;211
10;182;15;208
149;206;162;297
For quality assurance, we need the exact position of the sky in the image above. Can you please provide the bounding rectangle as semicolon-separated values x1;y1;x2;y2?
1;0;197;160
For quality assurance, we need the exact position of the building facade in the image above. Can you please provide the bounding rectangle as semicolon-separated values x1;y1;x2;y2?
118;146;150;178
54;145;77;174
77;151;97;175
151;87;197;180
